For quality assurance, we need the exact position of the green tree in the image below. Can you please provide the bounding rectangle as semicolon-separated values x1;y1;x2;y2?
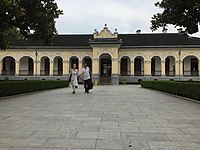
0;0;63;50
5;26;22;42
151;0;200;34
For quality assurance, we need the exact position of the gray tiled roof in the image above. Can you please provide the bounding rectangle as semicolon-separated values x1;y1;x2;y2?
119;33;200;47
10;33;200;48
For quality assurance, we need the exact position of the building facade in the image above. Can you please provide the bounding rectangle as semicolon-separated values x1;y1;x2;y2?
1;25;200;84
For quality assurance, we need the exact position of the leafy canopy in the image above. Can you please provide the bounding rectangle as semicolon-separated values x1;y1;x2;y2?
151;0;200;34
0;0;63;50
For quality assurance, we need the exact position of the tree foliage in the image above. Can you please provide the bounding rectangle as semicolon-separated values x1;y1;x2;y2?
0;0;63;50
151;0;200;34
5;26;22;43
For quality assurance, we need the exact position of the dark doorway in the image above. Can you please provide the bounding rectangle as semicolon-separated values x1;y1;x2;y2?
2;57;15;76
45;58;50;76
120;58;128;76
151;58;155;76
165;56;175;76
58;58;63;76
83;57;92;71
191;58;198;76
183;56;199;76
100;54;112;84
28;58;34;75
135;58;141;76
165;58;170;76
70;57;79;70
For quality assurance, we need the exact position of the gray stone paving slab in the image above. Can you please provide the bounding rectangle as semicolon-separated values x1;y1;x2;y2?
0;85;200;149
99;126;140;133
19;124;62;132
9;148;65;150
58;125;100;132
121;133;170;142
0;147;10;150
29;130;78;138
165;134;199;142
83;121;119;127
139;127;183;134
118;121;157;128
96;139;150;150
148;141;200;150
0;130;33;138
75;131;121;139
42;138;96;149
0;137;48;147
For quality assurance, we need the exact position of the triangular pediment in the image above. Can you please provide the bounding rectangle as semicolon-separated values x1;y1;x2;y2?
94;24;118;39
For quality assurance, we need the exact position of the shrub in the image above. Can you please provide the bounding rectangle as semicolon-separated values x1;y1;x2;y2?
188;79;193;82
141;81;200;100
0;80;69;97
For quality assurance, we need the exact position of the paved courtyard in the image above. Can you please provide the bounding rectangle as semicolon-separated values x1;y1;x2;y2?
0;85;200;150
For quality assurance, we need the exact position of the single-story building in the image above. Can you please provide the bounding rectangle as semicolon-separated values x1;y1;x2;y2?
1;25;200;84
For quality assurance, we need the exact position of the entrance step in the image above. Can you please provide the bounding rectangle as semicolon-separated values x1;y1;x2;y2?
100;77;111;84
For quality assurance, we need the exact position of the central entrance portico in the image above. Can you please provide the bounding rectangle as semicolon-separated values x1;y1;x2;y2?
89;24;122;85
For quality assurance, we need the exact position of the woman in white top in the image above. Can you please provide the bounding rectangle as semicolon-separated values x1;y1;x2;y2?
69;64;79;94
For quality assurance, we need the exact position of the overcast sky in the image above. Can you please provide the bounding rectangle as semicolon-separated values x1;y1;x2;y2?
55;0;200;37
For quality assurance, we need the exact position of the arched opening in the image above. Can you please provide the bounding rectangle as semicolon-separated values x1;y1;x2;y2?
99;53;112;84
120;56;131;76
53;56;63;76
165;56;175;76
134;56;144;76
2;56;15;76
69;56;79;70
183;56;199;76
19;56;34;76
82;56;92;71
151;56;161;76
40;56;50;76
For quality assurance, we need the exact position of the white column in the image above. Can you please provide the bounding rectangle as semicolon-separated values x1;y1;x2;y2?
63;60;69;76
34;61;41;76
199;60;200;76
15;61;19;76
131;60;134;76
161;60;165;76
118;60;120;75
92;58;100;85
144;61;151;76
0;60;2;75
176;60;183;77
79;60;82;71
92;58;99;75
50;60;53;76
112;58;119;75
34;61;37;76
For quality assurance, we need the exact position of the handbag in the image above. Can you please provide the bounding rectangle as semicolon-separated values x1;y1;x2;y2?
68;74;72;82
88;79;93;89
